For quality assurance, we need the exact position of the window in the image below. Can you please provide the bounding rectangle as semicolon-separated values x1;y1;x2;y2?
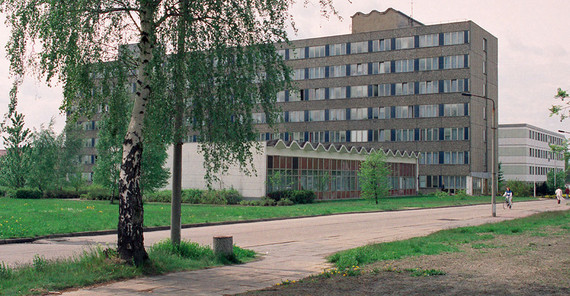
329;109;346;121
418;104;438;117
443;151;467;164
308;67;326;79
372;61;390;74
252;112;266;124
419;152;439;165
395;59;414;73
276;91;285;102
443;55;465;69
418;34;439;47
444;104;465;116
378;107;390;119
372;129;386;142
289;48;305;59
292;69;305;80
395;36;414;49
443;31;465;45
372;84;391;97
419;81;438;94
308;110;325;122
443;127;467;140
350;130;368;142
394;129;414;142
419;57;439;71
350;108;367;120
289;90;303;102
483;38;488;52
329;43;346;56
350;63;368;76
372;39;391;52
395;106;413;118
308;131;326;143
443;79;466;93
289;111;304;122
329;65;346;78
308;45;326;58
395;82;414;95
351;85;367;98
308;88;325;100
277;49;286;59
420;128;439;141
350;41;368;54
329;87;347;100
330;130;347;142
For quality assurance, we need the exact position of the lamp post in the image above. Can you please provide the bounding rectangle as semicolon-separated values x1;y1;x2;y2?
462;92;496;217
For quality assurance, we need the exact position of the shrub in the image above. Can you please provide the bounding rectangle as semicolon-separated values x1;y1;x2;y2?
80;184;113;200
144;190;173;203
289;190;315;204
44;189;81;199
201;190;228;205
13;188;43;199
0;186;10;197
504;180;532;197
266;190;291;202
181;189;205;204
260;197;276;206
276;198;294;206
221;189;243;205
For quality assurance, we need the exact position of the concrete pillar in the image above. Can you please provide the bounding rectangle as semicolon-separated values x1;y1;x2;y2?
213;236;234;257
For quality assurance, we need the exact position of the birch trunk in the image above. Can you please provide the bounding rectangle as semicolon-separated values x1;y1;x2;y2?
117;3;155;265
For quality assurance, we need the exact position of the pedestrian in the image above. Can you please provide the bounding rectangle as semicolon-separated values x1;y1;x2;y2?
503;187;513;208
565;187;569;199
555;187;563;205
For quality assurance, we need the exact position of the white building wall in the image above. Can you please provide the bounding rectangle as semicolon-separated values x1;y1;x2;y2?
163;143;267;198
498;124;565;183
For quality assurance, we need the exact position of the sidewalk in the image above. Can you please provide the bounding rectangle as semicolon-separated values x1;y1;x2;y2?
2;200;567;295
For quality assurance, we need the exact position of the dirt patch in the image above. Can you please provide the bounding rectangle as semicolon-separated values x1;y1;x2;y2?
241;226;570;295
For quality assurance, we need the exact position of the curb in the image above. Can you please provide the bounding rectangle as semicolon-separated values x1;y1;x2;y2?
0;199;549;245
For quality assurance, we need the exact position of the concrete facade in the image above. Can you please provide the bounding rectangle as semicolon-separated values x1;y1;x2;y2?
219;8;498;194
498;123;565;184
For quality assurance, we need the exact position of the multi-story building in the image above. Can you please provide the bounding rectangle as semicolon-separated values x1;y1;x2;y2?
238;8;498;194
80;8;498;195
498;124;565;186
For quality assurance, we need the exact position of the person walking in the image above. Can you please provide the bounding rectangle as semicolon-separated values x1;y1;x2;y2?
565;187;569;199
555;187;563;205
503;187;513;209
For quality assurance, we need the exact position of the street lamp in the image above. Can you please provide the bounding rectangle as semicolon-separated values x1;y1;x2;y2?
462;92;497;217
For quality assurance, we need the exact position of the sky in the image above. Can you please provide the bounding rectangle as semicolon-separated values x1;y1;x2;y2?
0;0;569;144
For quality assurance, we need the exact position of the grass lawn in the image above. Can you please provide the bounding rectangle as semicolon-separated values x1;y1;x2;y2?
0;195;539;240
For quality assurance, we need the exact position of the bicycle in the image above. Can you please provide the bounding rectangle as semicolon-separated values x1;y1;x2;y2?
503;197;512;209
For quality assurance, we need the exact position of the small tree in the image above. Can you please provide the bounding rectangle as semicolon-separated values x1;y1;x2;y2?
0;110;31;188
27;120;60;192
497;162;505;191
546;169;566;194
358;151;392;204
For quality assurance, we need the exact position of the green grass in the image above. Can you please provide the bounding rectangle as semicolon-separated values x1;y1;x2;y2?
0;240;255;296
0;195;539;239
328;209;570;269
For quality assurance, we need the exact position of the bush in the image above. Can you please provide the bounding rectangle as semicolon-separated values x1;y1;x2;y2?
276;198;294;206
13;188;43;199
266;190;291;202
0;186;10;197
260;197;276;206
504;180;532;197
181;189;205;204
221;189;243;205
80;184;113;200
43;189;81;199
289;190;315;204
144;190;173;203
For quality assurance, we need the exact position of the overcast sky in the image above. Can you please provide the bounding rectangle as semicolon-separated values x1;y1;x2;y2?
1;0;569;144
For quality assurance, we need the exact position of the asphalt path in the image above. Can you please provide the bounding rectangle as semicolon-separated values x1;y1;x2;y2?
1;199;567;295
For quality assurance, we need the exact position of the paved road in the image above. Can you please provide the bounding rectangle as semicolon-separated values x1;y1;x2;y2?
1;200;567;295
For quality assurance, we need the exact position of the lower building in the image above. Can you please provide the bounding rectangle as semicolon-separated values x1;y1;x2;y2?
498;124;565;186
163;140;419;199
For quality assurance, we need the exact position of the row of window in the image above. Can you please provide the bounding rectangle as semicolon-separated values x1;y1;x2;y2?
292;54;469;80
529;130;564;145
276;79;470;102
420;175;467;189
280;31;469;60
250;128;469;144
528;148;564;160
418;151;470;165
253;103;469;124
529;166;564;176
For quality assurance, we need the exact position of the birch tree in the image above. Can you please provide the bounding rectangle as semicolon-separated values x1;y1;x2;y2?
2;0;337;265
